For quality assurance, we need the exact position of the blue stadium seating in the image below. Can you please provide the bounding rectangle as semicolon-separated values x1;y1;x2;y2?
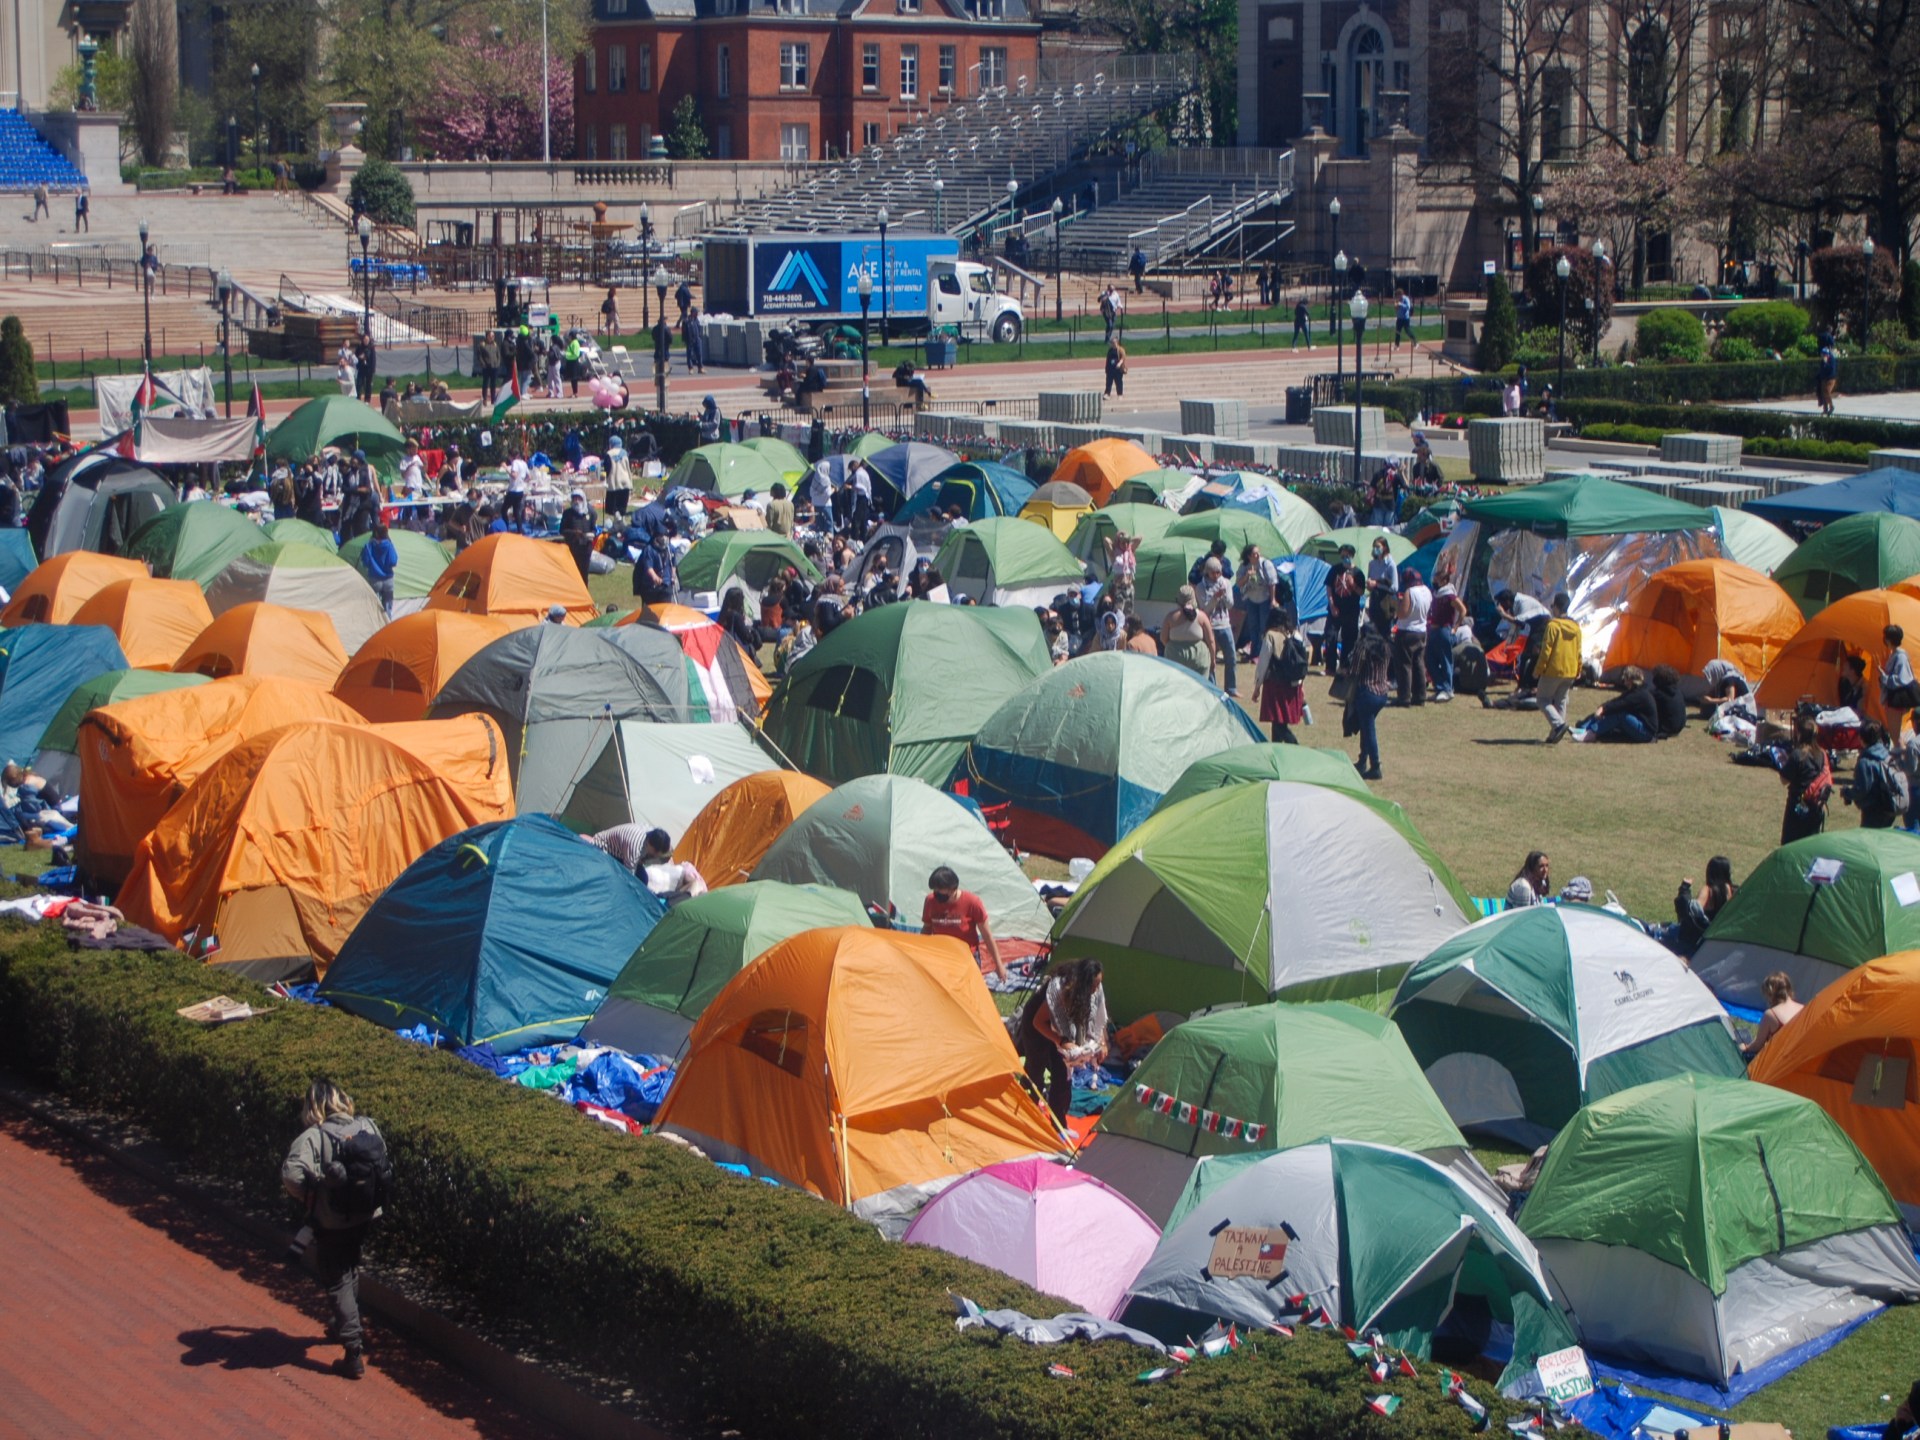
0;110;89;192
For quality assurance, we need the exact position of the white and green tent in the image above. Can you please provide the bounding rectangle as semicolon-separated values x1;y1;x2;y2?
1391;905;1745;1147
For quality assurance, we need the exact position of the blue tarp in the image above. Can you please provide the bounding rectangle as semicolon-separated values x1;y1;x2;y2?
1563;1384;1715;1440
1589;1306;1882;1409
0;624;127;766
0;528;35;593
1746;466;1920;525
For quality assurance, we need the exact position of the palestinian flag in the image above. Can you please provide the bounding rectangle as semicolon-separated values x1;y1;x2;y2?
1366;1395;1402;1418
246;381;267;461
118;368;156;458
492;362;523;424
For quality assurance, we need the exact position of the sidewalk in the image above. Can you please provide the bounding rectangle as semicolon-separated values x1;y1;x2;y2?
0;1106;561;1440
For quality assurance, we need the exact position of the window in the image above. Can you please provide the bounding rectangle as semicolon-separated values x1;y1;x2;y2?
606;0;626;12
897;0;919;10
969;0;1005;16
780;42;810;89
584;49;596;93
862;42;880;91
899;44;918;99
715;122;732;158
607;44;627;93
780;122;811;160
1541;66;1572;161
636;44;652;91
776;0;804;12
938;43;956;91
716;44;730;96
585;126;598;159
863;121;880;147
979;46;1006;88
609;123;628;160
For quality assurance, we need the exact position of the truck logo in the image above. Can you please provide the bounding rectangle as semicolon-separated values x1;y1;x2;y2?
767;249;830;305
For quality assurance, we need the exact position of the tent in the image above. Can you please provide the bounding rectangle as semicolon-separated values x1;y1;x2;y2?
30;668;207;795
844;431;894;461
739;435;809;481
1691;830;1920;1007
1124;1139;1575;1392
1053;780;1470;1017
0;625;127;766
763;603;1049;786
125;502;273;588
1403;497;1466;548
675;770;832;887
1518;1074;1920;1386
891;461;1035;527
579;880;869;1056
1713;506;1796;577
319;815;664;1048
1019;480;1095;541
331;611;515;723
753;773;1054;941
653;926;1064;1232
1052;438;1157;507
864;441;961;503
1390;906;1746;1147
1;552;147;626
1601;558;1803;682
667;442;787;500
261;518;339;553
423;533;597;626
1273;553;1331;626
623;603;769;724
205;542;389;653
1097;536;1213;627
674;531;821;606
338;531;450;617
264;394;405;464
69;578;214;670
1166;509;1291;561
1772;512;1920;619
1298;527;1415;566
74;675;365;887
1066;502;1178;576
173;602;350;688
932;517;1085;608
903;1159;1161;1320
1153;744;1371;812
557;720;781;838
955;652;1263;859
1754;589;1920;728
1218;482;1327;553
1107;468;1195;509
1076;1001;1489;1227
1748;950;1920;1227
1746;464;1920;526
26;452;175;559
115;715;515;981
0;528;35;593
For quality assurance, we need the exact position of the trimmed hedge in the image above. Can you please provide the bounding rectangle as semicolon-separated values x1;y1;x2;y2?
0;924;1517;1440
1559;396;1917;448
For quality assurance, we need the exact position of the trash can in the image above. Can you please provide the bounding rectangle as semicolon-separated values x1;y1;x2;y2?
1285;385;1313;425
926;337;958;369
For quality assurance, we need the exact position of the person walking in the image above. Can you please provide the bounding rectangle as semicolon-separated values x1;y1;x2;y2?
1394;288;1414;346
1014;957;1108;1123
1104;335;1127;398
1536;592;1584;742
546;332;564;398
682;306;706;375
675;278;694;323
1291;297;1311;351
1128;247;1148;294
652;315;673;393
29;182;48;221
360;522;398;616
1391;566;1431;707
1816;333;1840;416
1234;543;1278;659
281;1079;390;1380
1100;286;1119;343
354;334;377;404
1197;556;1238;696
1881;625;1918;740
600;287;621;335
335;344;356;397
1251;608;1309;743
1162;585;1216;678
73;190;88;232
1426;580;1461;702
1343;629;1390;779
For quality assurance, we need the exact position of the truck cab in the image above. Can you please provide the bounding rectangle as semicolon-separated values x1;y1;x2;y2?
929;257;1023;344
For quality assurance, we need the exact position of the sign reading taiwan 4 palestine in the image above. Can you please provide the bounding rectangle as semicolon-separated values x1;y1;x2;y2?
1206;1226;1289;1281
1535;1345;1594;1404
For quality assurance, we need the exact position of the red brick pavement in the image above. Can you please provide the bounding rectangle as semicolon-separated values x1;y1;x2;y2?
0;1108;562;1440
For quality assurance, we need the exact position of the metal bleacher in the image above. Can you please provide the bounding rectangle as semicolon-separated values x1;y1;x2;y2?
0;110;87;193
1047;149;1297;272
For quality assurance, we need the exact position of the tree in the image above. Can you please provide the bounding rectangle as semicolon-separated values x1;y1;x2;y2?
1479;279;1520;371
350;156;416;227
1084;0;1235;144
1522;245;1613;355
1792;0;1920;261
411;20;576;161
1809;245;1902;344
205;0;323;164
665;96;709;161
1903;260;1920;338
127;0;178;167
1552;150;1708;295
0;318;37;408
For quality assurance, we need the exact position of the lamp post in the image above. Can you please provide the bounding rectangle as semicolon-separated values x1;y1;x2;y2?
1328;196;1340;332
357;213;373;339
1005;177;1018;248
652;265;671;410
1530;192;1544;262
250;62;262;178
638;203;654;329
1349;288;1369;489
138;218;153;366
1333;249;1348;395
1863;235;1876;348
1554;252;1571;403
1591;239;1607;364
539;0;551;163
858;269;873;427
1051;197;1064;322
932;177;944;233
877;205;890;345
215;268;233;417
1796;238;1810;300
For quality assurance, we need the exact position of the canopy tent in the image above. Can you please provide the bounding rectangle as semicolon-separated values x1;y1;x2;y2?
0;528;35;593
579;880;869;1057
126;502;273;588
739;434;809;482
423;533;597;626
75;675;366;887
1390;905;1746;1147
753;773;1054;942
891;461;1036;528
763;603;1049;787
864;441;962;503
69;577;214;670
1773;512;1920;619
26;452;175;559
262;518;338;553
173;602;349;688
319;814;664;1049
956;652;1262;859
1692;829;1920;1007
115;715;515;981
932;517;1085;608
1165;508;1291;561
654;927;1064;1233
205;542;388;654
674;531;821;607
1519;1074;1920;1387
903;1160;1160;1320
556;720;781;838
1019;480;1095;541
1124;1140;1575;1393
1107;469;1196;509
264;394;406;463
1748;950;1920;1227
674;770;831;888
1460;474;1714;537
0;625;127;766
1052;438;1157;507
1076;1001;1488;1227
1601;558;1803;682
338;531;451;616
332;611;514;723
1052;780;1471;1018
1097;536;1213;628
1153;744;1370;812
1746;465;1920;526
1713;506;1796;576
1755;589;1920;728
113;415;257;465
620;603;769;724
1297;527;1415;567
30;668;207;795
666;442;787;500
1;551;147;626
1066;503;1178;576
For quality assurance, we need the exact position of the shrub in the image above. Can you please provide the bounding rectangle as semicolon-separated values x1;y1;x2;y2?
1509;325;1564;371
1713;335;1765;364
1720;301;1809;354
1746;436;1877;464
1808;245;1901;342
1576;422;1667;446
349;156;415;228
0;316;38;406
1478;279;1519;371
1521;244;1613;355
1634;308;1707;363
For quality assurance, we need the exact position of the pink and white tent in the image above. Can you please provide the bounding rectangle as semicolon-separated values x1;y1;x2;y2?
901;1157;1160;1318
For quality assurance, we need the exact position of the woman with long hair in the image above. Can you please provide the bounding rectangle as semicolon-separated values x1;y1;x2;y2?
281;1079;388;1380
1015;957;1109;1123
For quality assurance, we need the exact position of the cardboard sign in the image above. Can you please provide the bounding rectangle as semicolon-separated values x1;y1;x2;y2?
176;995;263;1025
1535;1344;1594;1404
1206;1225;1290;1281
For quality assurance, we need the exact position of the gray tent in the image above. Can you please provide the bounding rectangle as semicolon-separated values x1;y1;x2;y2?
556;719;780;837
27;452;176;558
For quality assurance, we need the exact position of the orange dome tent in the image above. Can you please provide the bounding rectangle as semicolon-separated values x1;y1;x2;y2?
622;602;770;722
423;533;596;627
333;611;515;723
1749;950;1920;1226
70;577;215;669
676;770;831;886
172;602;349;688
1604;558;1804;680
75;674;366;887
1;552;147;626
116;715;514;981
1050;438;1157;507
1755;588;1920;727
654;927;1064;1229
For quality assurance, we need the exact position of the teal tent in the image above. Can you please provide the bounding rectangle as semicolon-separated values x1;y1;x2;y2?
892;461;1035;525
0;528;36;592
0;624;127;765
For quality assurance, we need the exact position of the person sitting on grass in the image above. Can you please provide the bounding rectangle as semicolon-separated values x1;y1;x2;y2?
1573;667;1657;743
1744;971;1804;1059
1507;851;1551;909
1666;856;1738;958
1650;664;1687;738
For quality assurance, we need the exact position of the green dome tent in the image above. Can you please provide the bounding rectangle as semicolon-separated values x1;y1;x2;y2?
1711;506;1795;577
1771;511;1920;619
1154;745;1370;811
1076;1001;1488;1225
763;603;1049;786
667;443;786;500
1519;1074;1920;1388
1165;509;1290;560
1066;502;1178;575
1051;780;1472;1018
932;516;1084;608
339;530;451;616
675;531;821;604
556;719;781;839
30;667;208;793
580;881;871;1057
1298;527;1415;566
261;518;339;553
265;394;405;464
1106;469;1194;508
1691;829;1920;1007
844;431;893;461
1390;905;1745;1147
955;651;1261;859
125;501;269;588
752;773;1053;941
205;542;389;653
740;435;809;482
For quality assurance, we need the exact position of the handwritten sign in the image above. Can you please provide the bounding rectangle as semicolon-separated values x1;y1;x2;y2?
1536;1344;1594;1404
1206;1226;1290;1281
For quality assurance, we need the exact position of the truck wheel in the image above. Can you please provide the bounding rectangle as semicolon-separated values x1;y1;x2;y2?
992;313;1022;345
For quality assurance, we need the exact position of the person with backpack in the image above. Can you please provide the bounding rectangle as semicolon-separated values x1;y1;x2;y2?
281;1079;391;1380
1251;608;1310;743
1779;719;1832;844
1881;625;1919;742
1847;720;1908;829
360;523;399;617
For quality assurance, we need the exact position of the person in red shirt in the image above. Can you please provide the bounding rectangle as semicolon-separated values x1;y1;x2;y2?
921;865;1008;981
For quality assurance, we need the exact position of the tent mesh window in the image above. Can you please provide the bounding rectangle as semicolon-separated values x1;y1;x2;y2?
803;665;882;722
741;1008;810;1078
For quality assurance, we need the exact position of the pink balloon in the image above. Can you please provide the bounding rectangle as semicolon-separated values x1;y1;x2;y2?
593;388;617;408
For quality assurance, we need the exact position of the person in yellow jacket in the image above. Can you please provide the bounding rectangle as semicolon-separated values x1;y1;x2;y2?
1536;592;1584;743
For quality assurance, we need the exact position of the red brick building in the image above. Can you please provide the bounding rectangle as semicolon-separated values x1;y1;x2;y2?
575;0;1042;163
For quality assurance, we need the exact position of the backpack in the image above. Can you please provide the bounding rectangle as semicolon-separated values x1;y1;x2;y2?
1268;633;1310;687
322;1120;393;1224
1855;754;1910;816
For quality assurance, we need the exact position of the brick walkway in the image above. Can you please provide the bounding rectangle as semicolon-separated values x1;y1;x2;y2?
0;1108;560;1440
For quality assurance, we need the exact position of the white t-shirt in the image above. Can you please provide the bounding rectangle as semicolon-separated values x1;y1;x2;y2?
1398;583;1432;634
398;454;425;494
1507;877;1542;908
507;457;531;491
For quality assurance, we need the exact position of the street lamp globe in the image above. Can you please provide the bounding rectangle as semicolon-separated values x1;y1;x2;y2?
1333;250;1348;276
216;267;232;302
1532;194;1544;215
357;214;372;245
1864;236;1876;259
1350;289;1369;325
1329;196;1340;217
1556;255;1572;280
932;178;943;194
877;206;889;228
858;270;873;301
1006;179;1018;196
1593;239;1607;262
138;218;148;244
